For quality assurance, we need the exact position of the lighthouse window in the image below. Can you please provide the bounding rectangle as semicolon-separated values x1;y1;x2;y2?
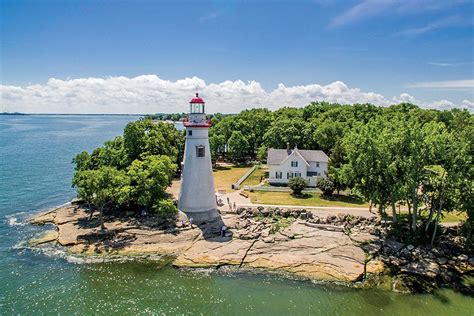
188;130;192;136
196;145;205;157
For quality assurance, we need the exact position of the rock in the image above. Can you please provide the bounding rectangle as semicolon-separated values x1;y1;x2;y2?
400;260;440;278
243;221;367;282
469;257;474;266
399;248;412;259
457;254;468;262
262;236;275;243
366;259;384;274
349;217;360;226
392;274;437;294
28;230;58;246
406;244;414;251
448;260;455;265
29;210;56;225
54;206;89;225
384;240;404;253
437;257;448;265
173;238;255;267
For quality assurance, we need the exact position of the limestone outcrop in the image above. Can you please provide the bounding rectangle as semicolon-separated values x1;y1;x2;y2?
28;203;474;292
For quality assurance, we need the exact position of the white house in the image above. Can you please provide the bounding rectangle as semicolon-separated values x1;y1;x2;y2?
267;147;329;187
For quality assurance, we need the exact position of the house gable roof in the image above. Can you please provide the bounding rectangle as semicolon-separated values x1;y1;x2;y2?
267;148;329;165
280;148;310;166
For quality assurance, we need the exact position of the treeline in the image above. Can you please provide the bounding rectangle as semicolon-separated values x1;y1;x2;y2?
72;120;184;227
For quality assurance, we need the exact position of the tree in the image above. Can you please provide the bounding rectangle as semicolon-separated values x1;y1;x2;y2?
257;145;268;163
327;140;348;195
73;166;129;229
228;131;249;161
155;199;178;217
126;155;176;212
123;119;184;164
209;132;226;162
289;177;307;196
317;178;335;197
263;119;306;149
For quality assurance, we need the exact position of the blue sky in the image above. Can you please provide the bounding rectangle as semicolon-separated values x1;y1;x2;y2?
1;0;473;113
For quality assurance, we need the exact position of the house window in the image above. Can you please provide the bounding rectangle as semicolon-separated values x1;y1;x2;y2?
316;162;320;168
196;145;205;157
295;172;301;177
291;161;298;167
276;171;282;179
287;172;295;179
188;130;192;136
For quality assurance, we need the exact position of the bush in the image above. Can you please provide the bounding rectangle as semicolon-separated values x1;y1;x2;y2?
288;177;307;196
154;199;178;217
317;178;335;196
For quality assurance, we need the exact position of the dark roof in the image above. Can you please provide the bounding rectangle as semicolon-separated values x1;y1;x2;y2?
267;148;328;165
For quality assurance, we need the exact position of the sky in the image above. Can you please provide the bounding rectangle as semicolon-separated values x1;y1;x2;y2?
1;0;473;114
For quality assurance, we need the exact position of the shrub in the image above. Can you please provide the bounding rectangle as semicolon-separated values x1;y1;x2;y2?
288;177;307;196
317;178;335;196
154;199;178;217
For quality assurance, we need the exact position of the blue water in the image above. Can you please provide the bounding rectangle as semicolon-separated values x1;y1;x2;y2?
0;115;473;315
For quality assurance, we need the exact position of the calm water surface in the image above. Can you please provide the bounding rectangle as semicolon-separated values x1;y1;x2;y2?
0;115;472;315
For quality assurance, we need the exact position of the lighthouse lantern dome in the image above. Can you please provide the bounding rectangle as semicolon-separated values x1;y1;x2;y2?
190;93;205;114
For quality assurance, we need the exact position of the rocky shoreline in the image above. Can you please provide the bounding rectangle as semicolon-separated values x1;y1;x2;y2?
28;201;473;294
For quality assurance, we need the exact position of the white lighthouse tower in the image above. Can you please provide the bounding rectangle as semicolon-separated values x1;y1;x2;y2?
178;93;219;223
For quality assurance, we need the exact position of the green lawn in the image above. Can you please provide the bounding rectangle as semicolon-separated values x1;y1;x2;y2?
399;209;467;224
213;165;251;191
248;191;368;207
242;167;268;186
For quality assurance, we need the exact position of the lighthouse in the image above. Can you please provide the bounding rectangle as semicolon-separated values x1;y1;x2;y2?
178;93;219;223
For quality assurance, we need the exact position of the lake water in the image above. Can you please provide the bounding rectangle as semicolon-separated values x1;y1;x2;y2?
0;115;472;315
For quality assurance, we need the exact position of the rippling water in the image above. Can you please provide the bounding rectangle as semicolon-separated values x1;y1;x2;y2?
0;115;473;315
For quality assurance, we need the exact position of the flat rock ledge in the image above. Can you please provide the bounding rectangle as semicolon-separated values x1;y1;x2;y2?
28;203;381;283
28;203;473;293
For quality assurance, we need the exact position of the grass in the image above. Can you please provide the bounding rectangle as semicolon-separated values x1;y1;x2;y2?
212;165;252;191
248;191;369;207
241;167;268;186
398;209;467;224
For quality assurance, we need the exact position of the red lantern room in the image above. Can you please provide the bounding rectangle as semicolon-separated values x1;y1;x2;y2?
184;93;211;127
190;93;205;114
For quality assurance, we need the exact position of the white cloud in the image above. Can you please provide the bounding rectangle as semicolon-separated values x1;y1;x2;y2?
462;99;474;108
394;15;471;36
329;0;394;28
328;0;466;28
407;79;474;89
394;92;417;103
0;75;470;114
428;61;473;67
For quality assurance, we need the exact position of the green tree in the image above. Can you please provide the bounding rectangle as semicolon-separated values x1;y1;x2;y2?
228;131;249;161
209;132;226;163
155;199;178;217
126;155;176;212
317;178;335;197
288;177;307;196
73;166;129;229
123;119;184;164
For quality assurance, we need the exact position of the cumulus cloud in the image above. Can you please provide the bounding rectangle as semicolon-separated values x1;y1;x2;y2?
0;75;470;114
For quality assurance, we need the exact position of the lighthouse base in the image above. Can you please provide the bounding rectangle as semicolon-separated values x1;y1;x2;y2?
181;209;220;224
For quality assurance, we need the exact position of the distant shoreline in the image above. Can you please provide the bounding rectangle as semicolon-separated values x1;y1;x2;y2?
1;112;146;116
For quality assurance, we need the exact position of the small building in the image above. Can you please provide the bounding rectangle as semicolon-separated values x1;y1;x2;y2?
267;147;329;187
